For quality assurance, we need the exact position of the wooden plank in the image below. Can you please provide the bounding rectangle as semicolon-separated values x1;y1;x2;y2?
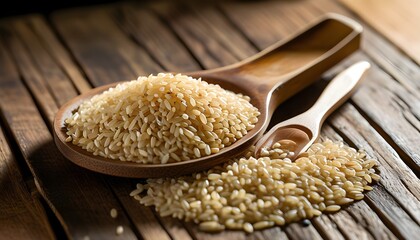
51;6;161;86
117;3;200;72
216;2;379;240
153;2;257;69
0;125;55;239
11;19;79;106
0;21;138;240
47;0;418;239
155;215;193;240
322;103;420;239
219;1;300;50
314;115;398;240
28;16;92;94
50;7;192;239
285;223;323;240
346;201;398;240
219;0;420;238
307;0;420;143
328;210;374;240
220;1;419;195
152;2;327;239
340;0;420;65
303;0;420;93
362;29;420;92
324;54;420;173
312;215;346;240
108;180;172;240
219;1;306;50
0;21;59;127
52;2;296;239
281;0;420;175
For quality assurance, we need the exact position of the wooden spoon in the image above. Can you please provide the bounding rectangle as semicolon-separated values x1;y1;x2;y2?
254;61;371;159
53;13;363;178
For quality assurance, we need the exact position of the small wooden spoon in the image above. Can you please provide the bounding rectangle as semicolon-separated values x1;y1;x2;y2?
254;61;371;159
54;13;363;178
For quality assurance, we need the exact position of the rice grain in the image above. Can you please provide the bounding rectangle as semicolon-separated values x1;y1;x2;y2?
65;73;259;164
131;139;380;232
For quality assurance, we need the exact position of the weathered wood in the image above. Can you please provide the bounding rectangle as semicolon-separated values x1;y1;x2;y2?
155;216;193;240
117;3;200;72
322;54;420;173
220;1;307;50
312;215;345;240
285;223;323;240
362;29;420;92
0;0;417;239
303;0;420;172
184;222;246;240
328;210;374;240
51;6;161;86
22;13;181;239
50;6;194;238
307;0;420;92
153;2;257;69
11;18;79;106
0;26;138;240
0;21;59;127
184;2;372;240
150;2;328;238
340;0;420;65
28;16;92;94
220;1;296;49
0;125;55;240
108;180;173;240
219;1;420;239
321;105;420;239
346;201;398;240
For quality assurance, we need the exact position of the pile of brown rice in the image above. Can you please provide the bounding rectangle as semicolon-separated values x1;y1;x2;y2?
65;73;260;163
131;139;380;233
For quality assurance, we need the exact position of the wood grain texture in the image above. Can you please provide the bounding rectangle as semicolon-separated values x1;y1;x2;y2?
0;0;418;239
312;215;345;240
8;13;180;239
49;6;193;238
107;180;173;240
0;19;138;240
10;18;79;106
321;103;420;239
306;0;420;173
28;16;92;94
117;3;200;72
340;0;420;65
0;126;55;240
153;2;257;69
220;0;419;238
218;3;380;240
51;6;161;86
0;21;60;127
346;201;397;240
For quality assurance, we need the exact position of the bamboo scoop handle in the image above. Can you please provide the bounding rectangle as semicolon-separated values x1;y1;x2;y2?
295;61;371;135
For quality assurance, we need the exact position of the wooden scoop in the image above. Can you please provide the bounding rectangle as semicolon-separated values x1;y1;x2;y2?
53;13;362;178
254;61;370;159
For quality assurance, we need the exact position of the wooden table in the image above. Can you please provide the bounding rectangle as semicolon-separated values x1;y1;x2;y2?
0;0;419;239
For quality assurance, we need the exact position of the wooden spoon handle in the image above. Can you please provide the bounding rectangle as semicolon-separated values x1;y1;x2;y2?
189;14;363;113
307;61;370;124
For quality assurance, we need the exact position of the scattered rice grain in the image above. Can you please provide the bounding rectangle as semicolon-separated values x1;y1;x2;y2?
110;208;118;218
116;226;124;235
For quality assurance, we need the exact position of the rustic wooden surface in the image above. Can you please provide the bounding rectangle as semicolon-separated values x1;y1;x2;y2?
0;0;419;239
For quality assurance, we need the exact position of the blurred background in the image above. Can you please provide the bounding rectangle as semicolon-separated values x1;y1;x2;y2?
0;0;122;17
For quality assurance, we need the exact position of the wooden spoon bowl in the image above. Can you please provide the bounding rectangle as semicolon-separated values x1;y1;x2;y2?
54;13;363;178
